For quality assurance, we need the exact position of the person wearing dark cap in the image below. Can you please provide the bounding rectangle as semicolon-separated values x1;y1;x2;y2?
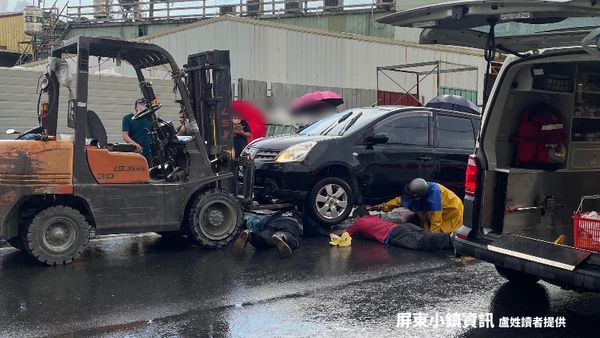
372;178;464;234
122;98;153;164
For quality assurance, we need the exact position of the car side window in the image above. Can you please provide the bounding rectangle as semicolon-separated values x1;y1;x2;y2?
373;115;429;146
437;115;475;149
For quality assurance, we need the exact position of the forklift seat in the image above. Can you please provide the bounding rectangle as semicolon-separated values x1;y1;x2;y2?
87;110;137;153
87;110;107;148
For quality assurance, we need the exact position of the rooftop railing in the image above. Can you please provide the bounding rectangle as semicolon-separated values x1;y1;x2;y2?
55;0;394;23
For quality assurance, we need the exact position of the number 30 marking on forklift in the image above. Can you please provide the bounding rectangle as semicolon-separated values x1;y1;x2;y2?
97;173;115;180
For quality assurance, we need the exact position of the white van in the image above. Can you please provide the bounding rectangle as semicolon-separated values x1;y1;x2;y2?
379;0;600;291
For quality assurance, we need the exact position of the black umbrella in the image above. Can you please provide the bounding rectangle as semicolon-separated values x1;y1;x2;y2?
426;95;479;114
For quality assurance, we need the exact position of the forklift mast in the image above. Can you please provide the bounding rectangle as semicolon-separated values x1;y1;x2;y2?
185;51;233;159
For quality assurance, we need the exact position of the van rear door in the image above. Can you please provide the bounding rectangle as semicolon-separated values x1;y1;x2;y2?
377;0;600;53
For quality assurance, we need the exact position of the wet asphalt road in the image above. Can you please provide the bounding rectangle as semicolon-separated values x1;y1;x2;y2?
0;234;599;338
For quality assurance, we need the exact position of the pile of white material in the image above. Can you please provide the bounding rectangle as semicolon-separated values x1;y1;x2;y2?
582;211;600;220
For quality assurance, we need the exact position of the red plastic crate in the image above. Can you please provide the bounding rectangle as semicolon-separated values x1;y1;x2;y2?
573;214;600;252
573;195;600;252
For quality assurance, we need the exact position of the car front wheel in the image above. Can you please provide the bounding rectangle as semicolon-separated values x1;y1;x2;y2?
307;177;353;225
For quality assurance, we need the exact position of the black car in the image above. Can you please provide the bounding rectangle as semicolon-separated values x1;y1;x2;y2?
243;106;480;224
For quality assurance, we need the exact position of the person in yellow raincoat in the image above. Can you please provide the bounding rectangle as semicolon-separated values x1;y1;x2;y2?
373;178;464;234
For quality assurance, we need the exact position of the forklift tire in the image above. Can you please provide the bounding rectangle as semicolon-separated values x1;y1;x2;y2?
495;265;540;285
7;237;24;250
187;190;243;249
157;231;188;240
24;206;91;265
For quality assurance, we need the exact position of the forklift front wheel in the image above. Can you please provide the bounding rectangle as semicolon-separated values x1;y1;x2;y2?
187;190;243;249
24;206;91;265
7;237;25;250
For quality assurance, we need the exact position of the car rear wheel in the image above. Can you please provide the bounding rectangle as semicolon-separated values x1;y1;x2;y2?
24;206;90;265
495;265;540;285
187;190;243;249
308;177;353;225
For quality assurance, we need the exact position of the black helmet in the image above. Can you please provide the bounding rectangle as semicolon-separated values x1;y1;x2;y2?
404;178;429;199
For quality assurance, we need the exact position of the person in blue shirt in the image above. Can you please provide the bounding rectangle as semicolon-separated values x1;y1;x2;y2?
122;98;153;165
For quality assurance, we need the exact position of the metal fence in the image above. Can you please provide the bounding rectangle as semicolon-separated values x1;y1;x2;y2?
59;0;393;23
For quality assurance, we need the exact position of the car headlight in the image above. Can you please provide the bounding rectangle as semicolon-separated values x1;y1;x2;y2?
275;141;317;163
242;146;258;159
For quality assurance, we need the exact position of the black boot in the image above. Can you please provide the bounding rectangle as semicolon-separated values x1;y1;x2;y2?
234;229;251;256
271;232;292;258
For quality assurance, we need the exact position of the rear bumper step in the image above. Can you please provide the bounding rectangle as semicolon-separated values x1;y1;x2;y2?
454;234;600;292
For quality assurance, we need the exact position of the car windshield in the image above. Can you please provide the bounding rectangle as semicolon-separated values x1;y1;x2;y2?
300;108;391;136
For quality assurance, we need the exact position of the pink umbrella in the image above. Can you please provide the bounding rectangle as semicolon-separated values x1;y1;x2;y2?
231;100;266;142
290;91;344;114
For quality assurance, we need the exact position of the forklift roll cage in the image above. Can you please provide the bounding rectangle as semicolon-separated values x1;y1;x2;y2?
49;36;213;184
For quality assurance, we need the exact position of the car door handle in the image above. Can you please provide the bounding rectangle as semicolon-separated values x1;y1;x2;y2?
418;156;432;161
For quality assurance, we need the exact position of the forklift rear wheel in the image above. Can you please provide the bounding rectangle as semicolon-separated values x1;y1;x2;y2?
187;190;243;249
495;265;540;285
24;206;91;265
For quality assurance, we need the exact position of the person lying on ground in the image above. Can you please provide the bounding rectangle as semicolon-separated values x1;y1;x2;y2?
335;207;452;251
234;210;303;258
372;178;464;234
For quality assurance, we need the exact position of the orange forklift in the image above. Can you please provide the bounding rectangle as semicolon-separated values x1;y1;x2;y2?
0;36;250;265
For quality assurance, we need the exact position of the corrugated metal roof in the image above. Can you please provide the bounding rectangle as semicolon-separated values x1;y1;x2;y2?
136;15;483;56
0;12;27;53
0;12;22;18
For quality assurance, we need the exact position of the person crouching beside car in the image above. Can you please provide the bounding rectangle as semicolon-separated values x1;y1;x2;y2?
372;178;464;234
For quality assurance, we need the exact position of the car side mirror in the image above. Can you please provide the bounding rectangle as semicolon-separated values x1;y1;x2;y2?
365;133;388;146
5;128;19;135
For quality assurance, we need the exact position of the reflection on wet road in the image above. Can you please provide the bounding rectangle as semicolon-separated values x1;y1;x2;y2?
0;234;598;337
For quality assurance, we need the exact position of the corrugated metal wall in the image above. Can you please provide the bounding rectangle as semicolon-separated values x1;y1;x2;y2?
65;22;188;40
65;12;396;42
139;17;487;105
270;82;377;110
0;68;179;141
0;14;28;53
238;79;377;110
66;25;140;40
267;11;394;38
23;17;487;105
438;87;478;105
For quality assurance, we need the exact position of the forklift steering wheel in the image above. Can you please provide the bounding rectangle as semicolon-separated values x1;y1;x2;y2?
132;104;162;120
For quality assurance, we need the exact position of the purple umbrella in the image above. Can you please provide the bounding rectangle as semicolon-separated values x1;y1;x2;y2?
426;95;479;114
290;91;344;115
